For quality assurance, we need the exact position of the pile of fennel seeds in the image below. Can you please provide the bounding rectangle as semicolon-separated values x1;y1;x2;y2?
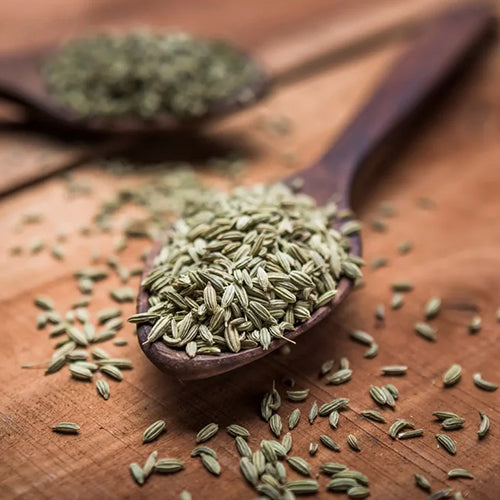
42;31;262;119
129;183;362;356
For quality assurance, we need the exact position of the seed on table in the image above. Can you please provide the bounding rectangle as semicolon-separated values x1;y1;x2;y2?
364;343;378;359
425;297;441;319
191;446;217;458
398;240;412;254
347;486;370;499
285;479;319;494
349;330;374;346
333;470;369;486
99;365;123;382
339;357;350;370
96;358;133;369
392;281;413;292
468;315;481;334
97;307;122;324
143;450;158;478
130;462;144;486
391;293;404;309
69;363;93;381
432;411;460;421
320;359;334;376
320;462;347;474
282;432;293;453
346;434;360;451
309;402;318;424
443;364;462;387
375;305;385;321
286;389;309;402
235;436;252;457
326;368;352;385
428;489;453;500
384;384;399;399
195;423;219;443
154;458;184;474
319;397;349;416
389;419;414;439
96;379;110;400
398;429;423;440
270;414;282;438
289;409;301;430
200;454;221;476
327;477;359;492
361;410;386;423
227;424;250;439
477;411;490;438
110;286;135;303
320;434;340;452
414;322;436;341
369;385;387;406
414;473;431;492
441;417;465;431
180;491;192;500
45;355;66;375
34;296;54;311
381;365;407;376
370;218;387;232
371;257;388;269
448;468;474;479
240;457;258;486
309;443;318;456
52;422;80;434
435;434;456;455
143;420;166;443
287;456;312;476
51;244;65;260
473;373;497;391
329;411;339;429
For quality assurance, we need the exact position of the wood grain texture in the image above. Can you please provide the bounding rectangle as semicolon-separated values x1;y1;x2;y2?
0;1;499;499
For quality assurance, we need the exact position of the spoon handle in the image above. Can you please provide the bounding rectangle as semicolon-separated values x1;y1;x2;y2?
301;2;495;206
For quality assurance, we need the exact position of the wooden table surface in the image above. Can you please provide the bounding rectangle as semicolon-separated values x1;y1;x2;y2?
1;1;499;499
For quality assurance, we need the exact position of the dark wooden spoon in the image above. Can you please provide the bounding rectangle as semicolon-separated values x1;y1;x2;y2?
136;2;495;380
0;44;268;134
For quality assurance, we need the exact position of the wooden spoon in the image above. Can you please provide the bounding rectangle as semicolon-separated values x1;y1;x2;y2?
136;2;495;380
0;44;268;134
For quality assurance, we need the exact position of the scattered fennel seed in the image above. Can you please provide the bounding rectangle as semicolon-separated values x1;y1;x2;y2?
425;297;441;319
443;364;461;387
468;315;481;334
398;240;412;254
415;322;436;341
473;373;497;391
392;281;413;292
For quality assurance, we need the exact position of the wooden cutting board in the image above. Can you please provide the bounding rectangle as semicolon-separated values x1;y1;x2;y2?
0;1;499;499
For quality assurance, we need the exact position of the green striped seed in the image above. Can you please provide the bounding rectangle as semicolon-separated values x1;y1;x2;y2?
195;423;219;443
52;422;80;434
414;473;431;492
347;434;360;451
143;420;166;444
415;322;436;341
473;373;497;391
436;434;456;455
361;410;386;423
443;364;462;387
287;456;311;476
478;411;490;438
448;468;474;479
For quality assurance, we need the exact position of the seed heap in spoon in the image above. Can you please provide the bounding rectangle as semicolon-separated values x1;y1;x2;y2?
42;31;262;119
129;183;362;356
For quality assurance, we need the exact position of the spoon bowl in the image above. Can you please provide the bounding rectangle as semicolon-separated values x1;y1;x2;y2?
0;44;268;134
136;2;495;379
